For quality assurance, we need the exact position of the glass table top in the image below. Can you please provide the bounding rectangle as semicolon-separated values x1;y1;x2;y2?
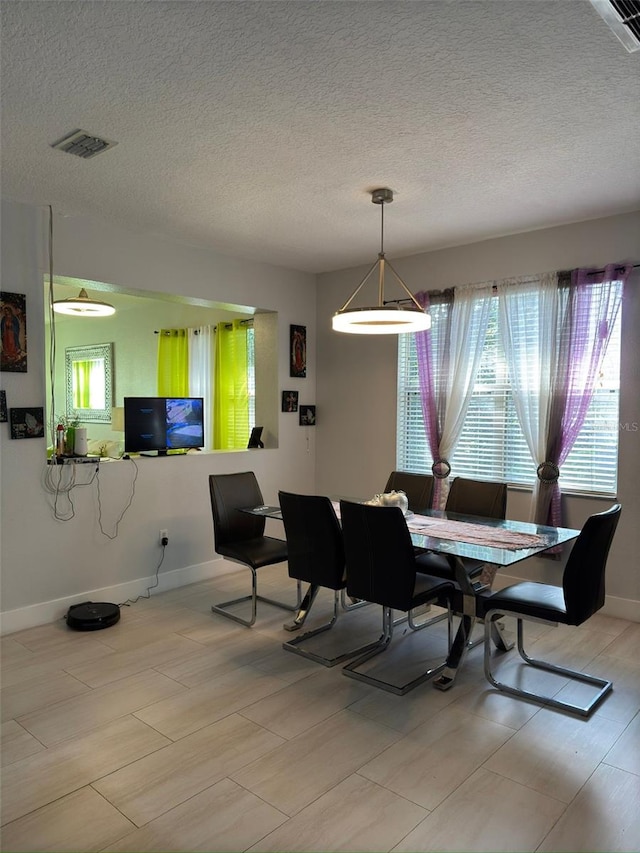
241;502;580;568
405;508;579;567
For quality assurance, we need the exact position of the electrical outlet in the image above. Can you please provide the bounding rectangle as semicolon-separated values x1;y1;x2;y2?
160;529;169;545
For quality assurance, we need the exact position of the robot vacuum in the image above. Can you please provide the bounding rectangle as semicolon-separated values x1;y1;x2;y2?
65;601;120;631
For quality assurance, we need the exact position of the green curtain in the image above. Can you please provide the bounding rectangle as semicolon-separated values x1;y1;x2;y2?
214;321;249;449
72;360;93;409
157;329;189;396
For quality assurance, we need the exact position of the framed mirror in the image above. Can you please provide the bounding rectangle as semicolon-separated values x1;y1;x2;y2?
65;343;114;423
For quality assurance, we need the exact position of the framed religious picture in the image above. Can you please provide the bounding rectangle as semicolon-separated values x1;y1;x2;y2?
299;405;316;426
10;406;45;439
0;292;27;373
289;324;306;378
281;390;299;412
0;390;7;422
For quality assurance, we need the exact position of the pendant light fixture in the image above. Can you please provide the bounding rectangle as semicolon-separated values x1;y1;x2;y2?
332;188;431;335
53;288;115;317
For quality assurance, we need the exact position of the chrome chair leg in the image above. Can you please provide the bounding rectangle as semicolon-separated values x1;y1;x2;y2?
283;591;382;667
340;588;370;611
343;606;448;695
408;608;454;656
212;573;302;628
211;567;260;628
408;607;449;632
257;578;302;612
483;612;612;717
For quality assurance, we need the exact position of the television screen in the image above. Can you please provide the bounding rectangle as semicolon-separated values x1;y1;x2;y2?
124;397;204;454
124;398;166;453
166;397;204;449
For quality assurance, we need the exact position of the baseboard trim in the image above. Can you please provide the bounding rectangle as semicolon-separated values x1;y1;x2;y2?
598;594;640;623
496;573;640;623
0;557;239;636
3;564;637;635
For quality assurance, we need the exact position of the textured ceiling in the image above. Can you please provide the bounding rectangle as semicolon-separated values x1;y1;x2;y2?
1;0;639;274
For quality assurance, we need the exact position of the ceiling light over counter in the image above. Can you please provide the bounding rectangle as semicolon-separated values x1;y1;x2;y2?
53;288;116;317
332;188;431;335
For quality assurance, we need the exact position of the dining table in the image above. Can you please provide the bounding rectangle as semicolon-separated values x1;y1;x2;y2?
240;500;581;690
400;507;581;689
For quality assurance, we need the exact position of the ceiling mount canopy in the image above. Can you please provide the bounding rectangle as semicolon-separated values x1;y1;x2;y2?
53;288;116;317
332;188;431;335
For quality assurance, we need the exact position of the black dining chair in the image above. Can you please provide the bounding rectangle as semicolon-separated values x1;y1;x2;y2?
382;471;440;629
384;471;434;514
481;503;622;717
417;477;507;582
446;476;507;519
339;500;454;695
208;472;301;627
278;491;380;666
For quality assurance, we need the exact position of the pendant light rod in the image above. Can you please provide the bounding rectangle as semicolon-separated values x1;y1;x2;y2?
332;188;431;335
381;257;426;310
336;257;381;312
336;189;425;315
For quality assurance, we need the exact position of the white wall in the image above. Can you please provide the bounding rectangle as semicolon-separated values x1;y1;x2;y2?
316;212;640;619
2;201;639;631
0;199;317;632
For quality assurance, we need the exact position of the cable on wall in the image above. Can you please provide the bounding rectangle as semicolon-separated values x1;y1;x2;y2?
47;205;58;448
118;539;166;607
42;462;99;522
42;457;138;531
95;457;139;539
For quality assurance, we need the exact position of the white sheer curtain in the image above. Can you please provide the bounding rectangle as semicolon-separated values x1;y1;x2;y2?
497;272;558;521
416;283;492;508
188;325;215;450
499;268;626;530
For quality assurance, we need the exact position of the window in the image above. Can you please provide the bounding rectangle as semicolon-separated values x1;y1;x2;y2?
247;325;256;429
213;319;258;449
397;290;622;495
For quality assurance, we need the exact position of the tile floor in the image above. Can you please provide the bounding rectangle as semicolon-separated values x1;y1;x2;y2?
1;564;639;852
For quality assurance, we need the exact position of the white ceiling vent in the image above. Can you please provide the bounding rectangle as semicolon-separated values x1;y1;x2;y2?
51;130;118;159
589;0;640;52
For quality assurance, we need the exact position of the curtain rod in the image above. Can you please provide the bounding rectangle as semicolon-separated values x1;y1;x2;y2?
385;264;639;304
154;319;254;334
586;264;639;275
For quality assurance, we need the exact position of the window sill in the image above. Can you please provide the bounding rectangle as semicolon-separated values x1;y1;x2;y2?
506;482;617;500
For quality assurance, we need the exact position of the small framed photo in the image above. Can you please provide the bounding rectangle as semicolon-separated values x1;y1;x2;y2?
299;405;316;426
290;324;306;378
281;390;299;412
0;390;7;422
9;406;45;439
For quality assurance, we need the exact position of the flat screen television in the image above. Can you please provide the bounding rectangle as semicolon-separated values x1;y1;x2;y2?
124;397;205;455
